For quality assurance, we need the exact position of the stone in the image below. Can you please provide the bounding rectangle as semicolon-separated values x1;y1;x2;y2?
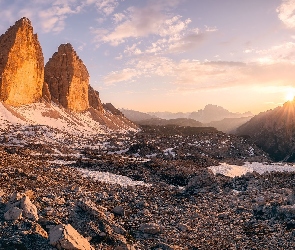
0;17;44;106
112;205;125;216
20;195;39;221
32;223;48;238
45;43;89;112
138;223;161;235
4;207;23;220
49;224;94;250
177;223;190;232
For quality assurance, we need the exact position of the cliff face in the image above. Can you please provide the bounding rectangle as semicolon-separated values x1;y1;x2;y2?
0;17;44;106
44;43;89;112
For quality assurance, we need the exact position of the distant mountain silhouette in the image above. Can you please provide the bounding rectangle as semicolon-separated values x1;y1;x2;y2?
236;99;295;161
189;104;252;123
120;109;156;121
137;118;203;127
122;105;253;133
124;104;252;124
206;116;253;134
147;111;189;120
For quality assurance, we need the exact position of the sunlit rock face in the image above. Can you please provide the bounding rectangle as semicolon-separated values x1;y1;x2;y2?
0;17;44;106
45;43;89;112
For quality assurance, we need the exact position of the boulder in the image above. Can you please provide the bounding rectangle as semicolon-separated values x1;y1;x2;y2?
49;224;94;250
20;195;39;221
0;17;44;106
4;207;23;220
112;205;125;216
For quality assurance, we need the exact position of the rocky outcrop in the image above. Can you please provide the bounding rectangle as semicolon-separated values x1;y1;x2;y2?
45;43;89;112
88;85;103;112
0;17;44;106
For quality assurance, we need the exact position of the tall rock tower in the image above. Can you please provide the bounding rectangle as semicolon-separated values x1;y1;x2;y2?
44;43;90;112
0;17;44;106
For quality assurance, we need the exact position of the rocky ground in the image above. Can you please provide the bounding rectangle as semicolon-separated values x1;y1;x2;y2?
1;125;295;249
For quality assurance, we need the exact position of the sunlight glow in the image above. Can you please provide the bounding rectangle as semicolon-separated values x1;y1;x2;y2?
285;90;295;102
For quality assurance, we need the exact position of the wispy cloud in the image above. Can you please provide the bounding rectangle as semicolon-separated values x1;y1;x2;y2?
0;0;121;33
277;0;295;28
95;0;119;16
92;0;214;55
102;52;295;93
103;68;138;85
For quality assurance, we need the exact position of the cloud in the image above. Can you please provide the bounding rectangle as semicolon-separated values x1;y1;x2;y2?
112;12;125;23
92;0;213;54
95;0;119;16
255;41;295;64
102;52;295;93
0;0;121;33
103;68;138;85
277;0;295;28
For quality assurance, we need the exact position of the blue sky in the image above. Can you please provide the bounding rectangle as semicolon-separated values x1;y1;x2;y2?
1;0;295;114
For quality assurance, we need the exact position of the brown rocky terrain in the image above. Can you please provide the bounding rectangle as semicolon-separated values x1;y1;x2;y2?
45;43;90;112
0;127;295;249
0;17;44;106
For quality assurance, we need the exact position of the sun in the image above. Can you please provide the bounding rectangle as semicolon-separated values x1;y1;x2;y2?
285;91;295;102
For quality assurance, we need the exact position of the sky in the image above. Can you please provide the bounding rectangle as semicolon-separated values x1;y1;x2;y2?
0;0;295;114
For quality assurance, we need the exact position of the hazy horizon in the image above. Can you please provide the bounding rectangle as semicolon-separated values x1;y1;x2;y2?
1;0;295;114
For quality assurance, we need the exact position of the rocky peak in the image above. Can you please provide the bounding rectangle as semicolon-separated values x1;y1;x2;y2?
45;43;89;112
0;17;44;106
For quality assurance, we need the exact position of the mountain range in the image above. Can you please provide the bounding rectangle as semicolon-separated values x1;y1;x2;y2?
146;104;253;123
121;105;253;133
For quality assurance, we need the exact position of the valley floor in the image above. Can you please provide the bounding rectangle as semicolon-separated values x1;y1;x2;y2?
0;125;295;249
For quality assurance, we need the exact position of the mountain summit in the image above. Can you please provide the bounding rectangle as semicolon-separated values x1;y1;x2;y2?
45;43;90;112
0;17;44;106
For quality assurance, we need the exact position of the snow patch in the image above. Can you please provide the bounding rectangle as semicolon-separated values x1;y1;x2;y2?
78;168;152;187
209;162;295;178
